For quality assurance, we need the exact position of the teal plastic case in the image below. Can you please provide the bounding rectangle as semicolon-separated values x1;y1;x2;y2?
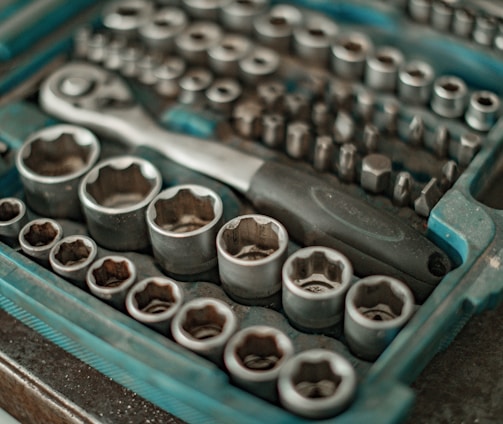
1;1;503;423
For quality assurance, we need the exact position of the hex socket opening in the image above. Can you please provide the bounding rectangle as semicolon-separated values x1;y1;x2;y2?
220;217;280;261
0;200;20;222
24;222;59;247
236;333;285;371
134;280;179;314
182;304;226;340
92;259;131;288
292;360;341;399
54;239;91;266
352;279;406;321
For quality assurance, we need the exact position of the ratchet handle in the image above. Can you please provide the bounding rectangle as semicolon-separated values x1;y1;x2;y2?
247;161;451;303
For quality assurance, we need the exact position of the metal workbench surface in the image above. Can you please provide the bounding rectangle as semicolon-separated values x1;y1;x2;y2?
0;305;501;424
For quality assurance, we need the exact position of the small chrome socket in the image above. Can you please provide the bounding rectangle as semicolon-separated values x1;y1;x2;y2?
278;349;357;419
154;57;187;98
182;0;230;20
431;76;467;118
0;198;28;240
102;0;154;38
452;7;475;38
331;32;373;80
16;125;100;220
282;247;353;332
239;47;280;84
216;214;289;305
262;114;285;148
253;5;302;52
146;185;223;276
408;0;431;24
344;275;415;361
175;21;223;65
79;156;162;251
364;47;404;92
286;121;311;160
206;79;243;114
224;325;294;401
86;256;137;310
139;7;188;52
465;91;500;132
431;1;453;32
178;68;213;105
126;277;184;334
49;235;98;288
208;34;251;77
473;14;497;46
293;17;338;66
398;60;435;105
18;218;63;264
221;0;269;34
171;297;238;363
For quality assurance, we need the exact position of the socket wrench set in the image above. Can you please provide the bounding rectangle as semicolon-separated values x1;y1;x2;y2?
0;0;502;422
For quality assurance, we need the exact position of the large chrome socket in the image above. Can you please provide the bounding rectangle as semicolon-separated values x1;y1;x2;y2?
86;256;137;310
216;214;289;305
139;7;188;52
208;34;252;77
79;156;161;251
146;184;223;277
102;0;153;38
16;125;100;220
344;275;415;361
0;198;28;241
253;5;302;52
221;0;269;34
224;325;294;401
171;297;238;363
126;277;184;334
175;21;223;65
19;218;63;264
364;47;404;92
278;349;357;419
282;247;353;332
49;235;98;288
293;17;338;66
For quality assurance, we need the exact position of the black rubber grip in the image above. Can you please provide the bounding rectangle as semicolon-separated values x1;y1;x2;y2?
247;161;451;303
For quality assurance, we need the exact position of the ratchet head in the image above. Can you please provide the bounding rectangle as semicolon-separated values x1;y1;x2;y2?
40;62;153;141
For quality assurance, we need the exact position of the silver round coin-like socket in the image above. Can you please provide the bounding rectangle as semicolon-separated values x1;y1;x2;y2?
465;91;501;132
86;256;137;309
146;184;224;276
216;214;289;304
171;297;238;363
49;235;98;288
178;68;214;105
239;47;280;84
139;7;188;51
175;21;223;65
18;218;63;263
126;277;184;334
16;125;100;220
253;4;302;52
331;32;373;80
221;0;269;34
282;247;353;331
398;60;435;105
206;79;243;113
102;0;154;37
79;156;162;251
0;198;28;239
344;275;415;361
278;349;357;419
430;75;468;118
208;34;252;77
154;57;187;98
364;46;404;92
182;0;231;20
293;17;338;66
224;325;294;401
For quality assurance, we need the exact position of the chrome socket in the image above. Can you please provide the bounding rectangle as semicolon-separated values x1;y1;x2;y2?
119;44;144;78
206;79;243;114
49;235;98;288
473;14;497;46
79;156;162;251
126;277;184;334
178;68;214;105
86;256;137;310
430;75;467;118
224;325;294;401
408;0;431;24
137;53;162;86
18;218;63;264
139;7;188;52
398;60;435;105
364;47;404;92
208;34;251;77
182;0;230;20
216;214;289;305
238;47;280;84
221;0;269;34
278;349;357;419
16;125;100;220
286;121;311;160
431;1;453;32
154;57;187;98
102;0;154;38
344;275;415;361
103;38;127;71
262;114;285;148
293;17;338;66
313;136;334;172
332;32;374;80
465;91;501;132
86;32;108;64
282;247;353;331
257;80;285;113
253;5;302;52
171;297;238;363
452;7;475;38
0;198;28;240
233;101;263;139
175;21;223;65
146;185;223;276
